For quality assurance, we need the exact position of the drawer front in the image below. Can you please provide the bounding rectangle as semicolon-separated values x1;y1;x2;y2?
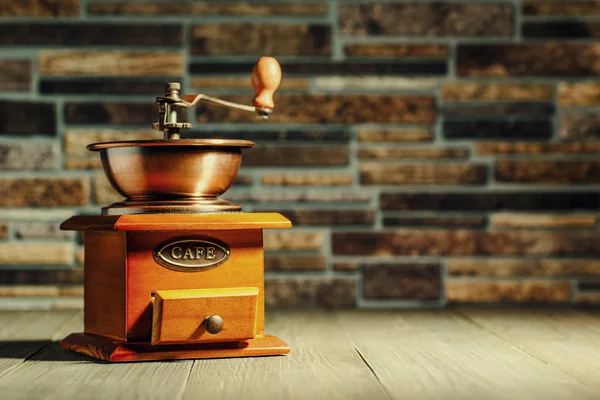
151;287;258;345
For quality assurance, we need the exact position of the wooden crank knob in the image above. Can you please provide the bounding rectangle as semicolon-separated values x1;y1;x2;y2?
251;56;282;110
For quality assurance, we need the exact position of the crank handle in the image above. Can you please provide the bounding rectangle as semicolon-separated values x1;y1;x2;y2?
181;56;281;119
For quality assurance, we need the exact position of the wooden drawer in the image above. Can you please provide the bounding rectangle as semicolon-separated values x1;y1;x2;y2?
151;287;259;345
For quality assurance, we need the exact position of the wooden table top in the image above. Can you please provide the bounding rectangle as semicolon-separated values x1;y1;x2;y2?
0;308;599;400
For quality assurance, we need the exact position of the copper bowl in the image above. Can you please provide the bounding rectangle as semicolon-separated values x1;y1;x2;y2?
88;139;254;215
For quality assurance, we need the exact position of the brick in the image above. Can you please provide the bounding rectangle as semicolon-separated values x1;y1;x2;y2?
39;51;183;76
476;142;600;155
444;120;552;140
575;292;600;305
54;298;84;310
0;224;7;240
579;282;600;291
41;78;179;95
357;128;433;143
0;285;60;297
380;192;600;211
313;77;439;92
190;60;447;77
345;43;449;58
65;103;155;125
0;209;73;222
277;210;374;226
0;101;55;136
441;82;553;101
357;147;468;160
0;178;88;207
559;83;600;106
457;44;600;77
15;222;75;239
263;231;323;251
0;0;79;16
197;94;435;124
0;141;58;170
184;129;350;143
59;286;84;297
495;160;600;184
332;231;600;256
440;102;553;116
363;263;441;300
383;216;486;228
75;247;84;266
523;21;600;39
232;175;253;186
92;175;122;205
447;259;600;278
89;2;326;16
360;163;486;185
261;173;353;186
0;60;31;91
446;280;572;303
523;1;600;16
265;278;356;308
191;23;330;56
64;158;101;170
490;213;596;229
0;242;74;265
228;191;371;204
0;23;181;46
333;262;361;272
340;3;512;37
0;269;83;285
243;146;348;167
64;129;160;156
560;114;600;139
265;255;327;272
191;77;309;91
0;285;82;297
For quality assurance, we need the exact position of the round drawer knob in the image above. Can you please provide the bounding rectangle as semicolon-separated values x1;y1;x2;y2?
205;315;224;334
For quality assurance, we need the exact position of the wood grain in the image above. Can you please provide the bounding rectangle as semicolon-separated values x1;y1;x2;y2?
151;287;258;345
0;343;194;400
2;310;600;398
83;231;126;340
182;311;389;400
251;56;281;109
338;310;595;399
61;333;289;362
458;308;600;391
0;311;79;381
125;229;266;341
61;213;291;231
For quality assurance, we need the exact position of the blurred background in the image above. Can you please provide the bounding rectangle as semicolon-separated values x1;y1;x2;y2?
0;0;599;310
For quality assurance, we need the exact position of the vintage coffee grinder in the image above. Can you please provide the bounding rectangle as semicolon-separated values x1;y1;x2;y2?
59;57;291;362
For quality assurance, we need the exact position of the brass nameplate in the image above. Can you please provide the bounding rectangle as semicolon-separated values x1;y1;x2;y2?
154;238;230;272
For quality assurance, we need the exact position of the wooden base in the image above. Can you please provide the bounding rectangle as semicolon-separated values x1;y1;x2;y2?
60;333;290;362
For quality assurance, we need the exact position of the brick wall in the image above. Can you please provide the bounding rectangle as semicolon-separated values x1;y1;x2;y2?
1;0;600;309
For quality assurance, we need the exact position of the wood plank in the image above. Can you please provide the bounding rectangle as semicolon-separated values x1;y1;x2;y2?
0;314;194;400
458;307;600;392
0;311;79;380
182;311;389;400
337;310;596;400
